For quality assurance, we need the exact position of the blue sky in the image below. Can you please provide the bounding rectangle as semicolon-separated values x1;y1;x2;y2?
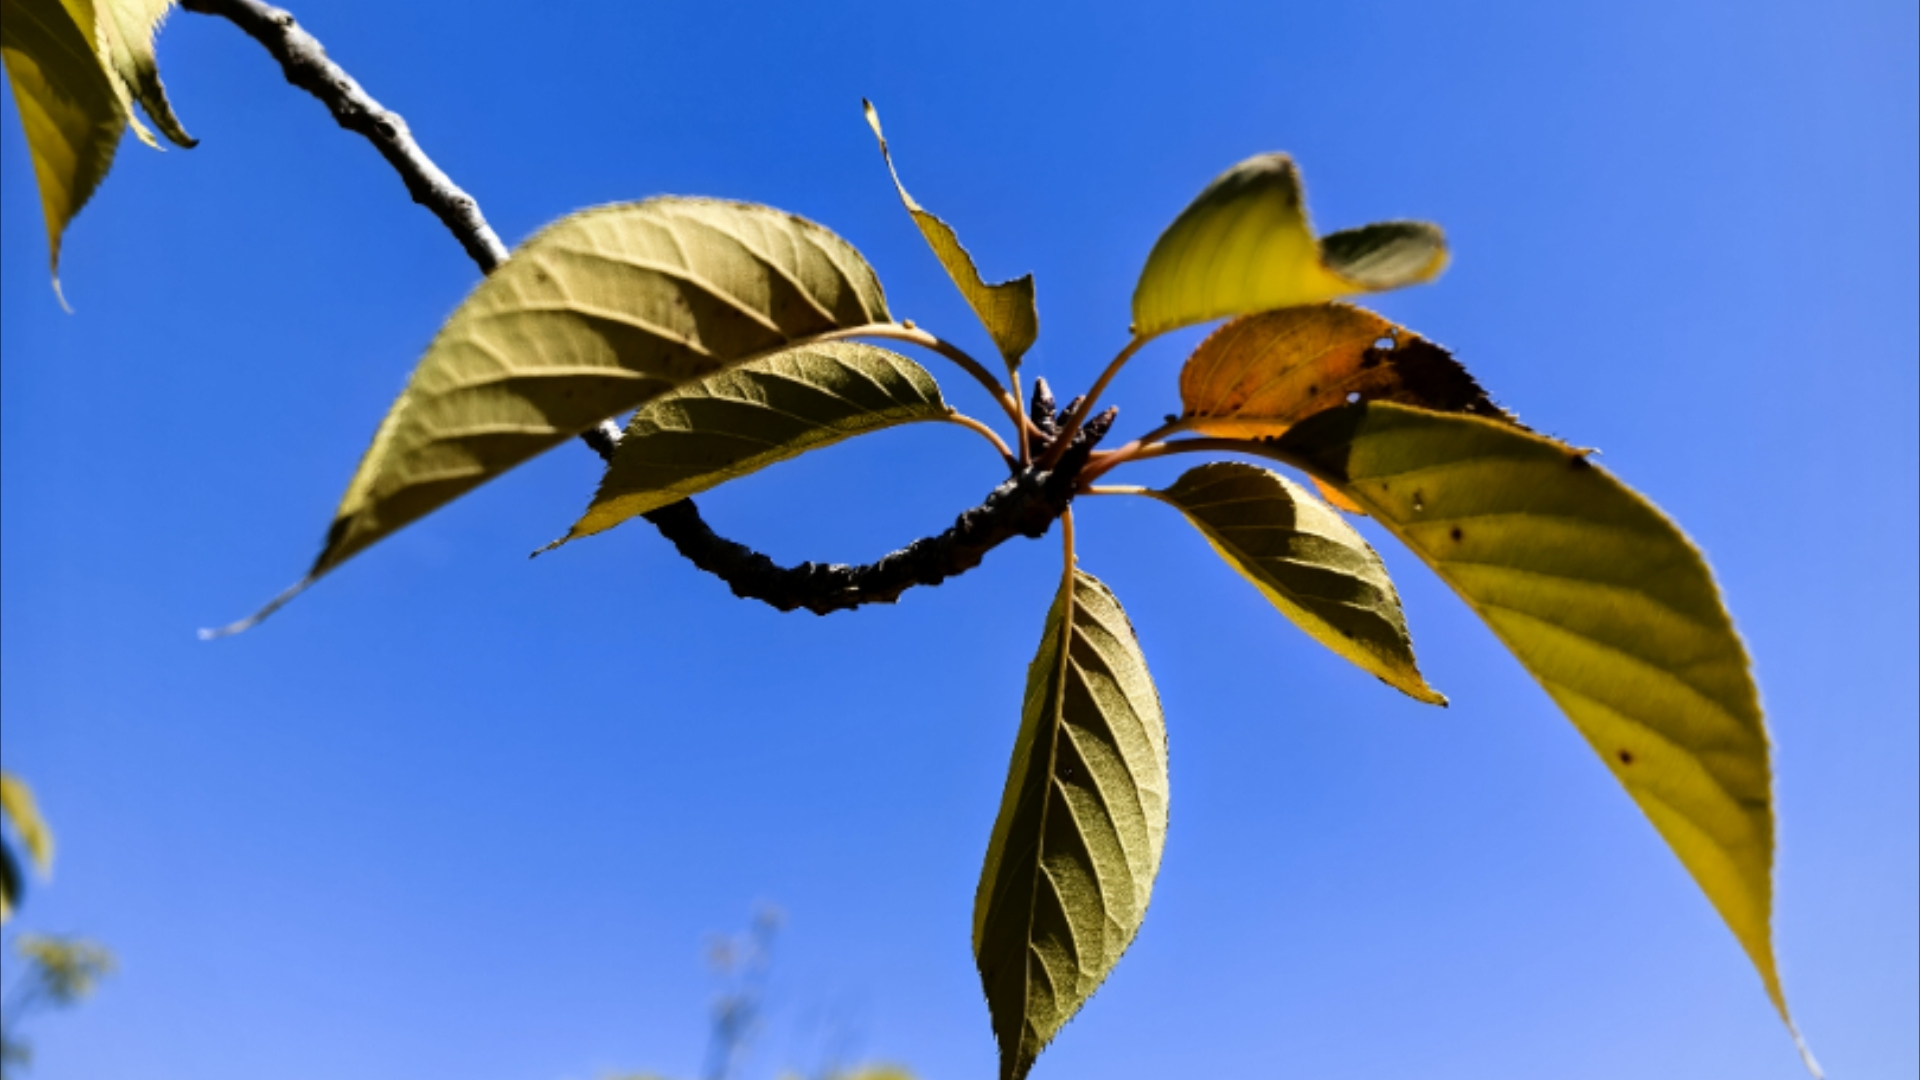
1;1;1913;1077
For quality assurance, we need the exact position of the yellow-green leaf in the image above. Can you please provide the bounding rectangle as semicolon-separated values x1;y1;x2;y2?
1180;303;1510;439
95;0;194;149
0;773;54;876
548;341;951;548
1132;154;1447;338
864;99;1037;368
313;198;889;584
1273;402;1803;1039
0;0;189;282
976;567;1168;1080
1143;462;1444;705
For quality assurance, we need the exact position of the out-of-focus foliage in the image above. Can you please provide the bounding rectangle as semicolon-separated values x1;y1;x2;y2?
0;0;193;285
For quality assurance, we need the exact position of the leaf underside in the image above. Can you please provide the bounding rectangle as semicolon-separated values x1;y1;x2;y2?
1180;303;1513;439
1274;402;1792;1025
312;197;891;580
864;100;1037;367
1147;462;1444;704
551;341;951;547
976;568;1168;1080
1131;154;1446;338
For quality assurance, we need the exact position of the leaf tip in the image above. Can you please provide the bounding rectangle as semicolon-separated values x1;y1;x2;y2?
199;574;317;640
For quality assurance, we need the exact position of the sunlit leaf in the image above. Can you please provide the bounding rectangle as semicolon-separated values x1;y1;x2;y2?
1180;303;1511;438
208;199;892;633
1273;402;1802;1037
0;0;189;284
1132;155;1446;338
864;99;1037;368
1144;462;1444;704
548;342;951;548
95;0;194;149
976;567;1168;1080
0;773;54;875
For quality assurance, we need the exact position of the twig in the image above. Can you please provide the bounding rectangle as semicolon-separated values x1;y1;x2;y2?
639;414;1114;616
181;0;508;271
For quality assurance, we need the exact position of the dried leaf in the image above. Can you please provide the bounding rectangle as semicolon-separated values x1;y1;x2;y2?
864;99;1037;367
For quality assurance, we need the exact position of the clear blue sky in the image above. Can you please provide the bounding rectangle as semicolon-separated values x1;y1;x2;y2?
2;1;1913;1077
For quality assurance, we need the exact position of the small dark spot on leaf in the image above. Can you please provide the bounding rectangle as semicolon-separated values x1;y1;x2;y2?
1308;384;1318;395
1450;526;1463;541
1617;749;1635;765
1570;454;1592;471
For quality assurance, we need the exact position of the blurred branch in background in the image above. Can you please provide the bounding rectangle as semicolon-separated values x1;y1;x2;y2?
609;905;914;1080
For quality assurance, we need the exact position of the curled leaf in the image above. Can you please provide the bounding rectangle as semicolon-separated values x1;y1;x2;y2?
548;342;951;548
976;567;1168;1080
1180;303;1511;439
864;99;1037;368
1274;402;1811;1063
1132;154;1446;338
1145;462;1443;704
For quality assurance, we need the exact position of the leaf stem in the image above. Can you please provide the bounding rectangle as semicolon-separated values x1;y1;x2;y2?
1079;436;1311;489
1041;335;1147;468
820;323;1035;458
1081;484;1149;496
945;411;1020;469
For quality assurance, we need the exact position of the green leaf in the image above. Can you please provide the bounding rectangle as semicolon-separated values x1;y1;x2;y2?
218;198;891;631
0;0;189;284
548;341;952;548
1131;154;1446;338
1273;402;1803;1038
976;567;1168;1080
864;99;1037;368
1143;462;1444;705
0;773;54;875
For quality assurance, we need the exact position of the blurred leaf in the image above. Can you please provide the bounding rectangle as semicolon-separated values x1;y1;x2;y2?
864;100;1037;368
0;0;189;283
1145;462;1444;704
0;841;19;924
1275;402;1801;1035
15;935;114;1003
550;342;950;548
976;568;1168;1080
1132;155;1445;337
1180;303;1510;438
0;773;54;875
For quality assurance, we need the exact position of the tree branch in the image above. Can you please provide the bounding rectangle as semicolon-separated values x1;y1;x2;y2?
185;0;1089;614
181;0;509;271
637;406;1116;615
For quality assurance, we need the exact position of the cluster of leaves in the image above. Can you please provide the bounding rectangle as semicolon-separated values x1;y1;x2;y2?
1;4;1813;1078
0;774;116;1079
